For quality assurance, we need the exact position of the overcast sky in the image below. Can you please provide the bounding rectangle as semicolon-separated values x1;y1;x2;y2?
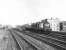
0;0;66;26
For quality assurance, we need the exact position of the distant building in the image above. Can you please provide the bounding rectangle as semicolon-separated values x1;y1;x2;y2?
47;18;60;31
60;21;66;32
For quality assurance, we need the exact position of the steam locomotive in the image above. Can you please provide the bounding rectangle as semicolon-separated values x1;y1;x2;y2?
25;21;52;33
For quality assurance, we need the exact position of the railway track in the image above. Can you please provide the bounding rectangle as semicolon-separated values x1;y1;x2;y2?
24;29;66;43
7;31;18;50
10;29;57;50
9;30;21;50
27;33;66;48
13;29;66;50
23;31;66;50
27;31;66;43
15;29;66;43
9;28;66;50
9;30;40;50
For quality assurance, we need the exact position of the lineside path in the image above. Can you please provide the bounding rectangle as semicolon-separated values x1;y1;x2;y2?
0;29;9;50
0;29;18;50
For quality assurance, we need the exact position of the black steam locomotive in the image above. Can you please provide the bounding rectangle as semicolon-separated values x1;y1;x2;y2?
25;20;52;33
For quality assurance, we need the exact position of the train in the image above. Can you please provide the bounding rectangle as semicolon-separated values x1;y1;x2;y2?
25;21;52;33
